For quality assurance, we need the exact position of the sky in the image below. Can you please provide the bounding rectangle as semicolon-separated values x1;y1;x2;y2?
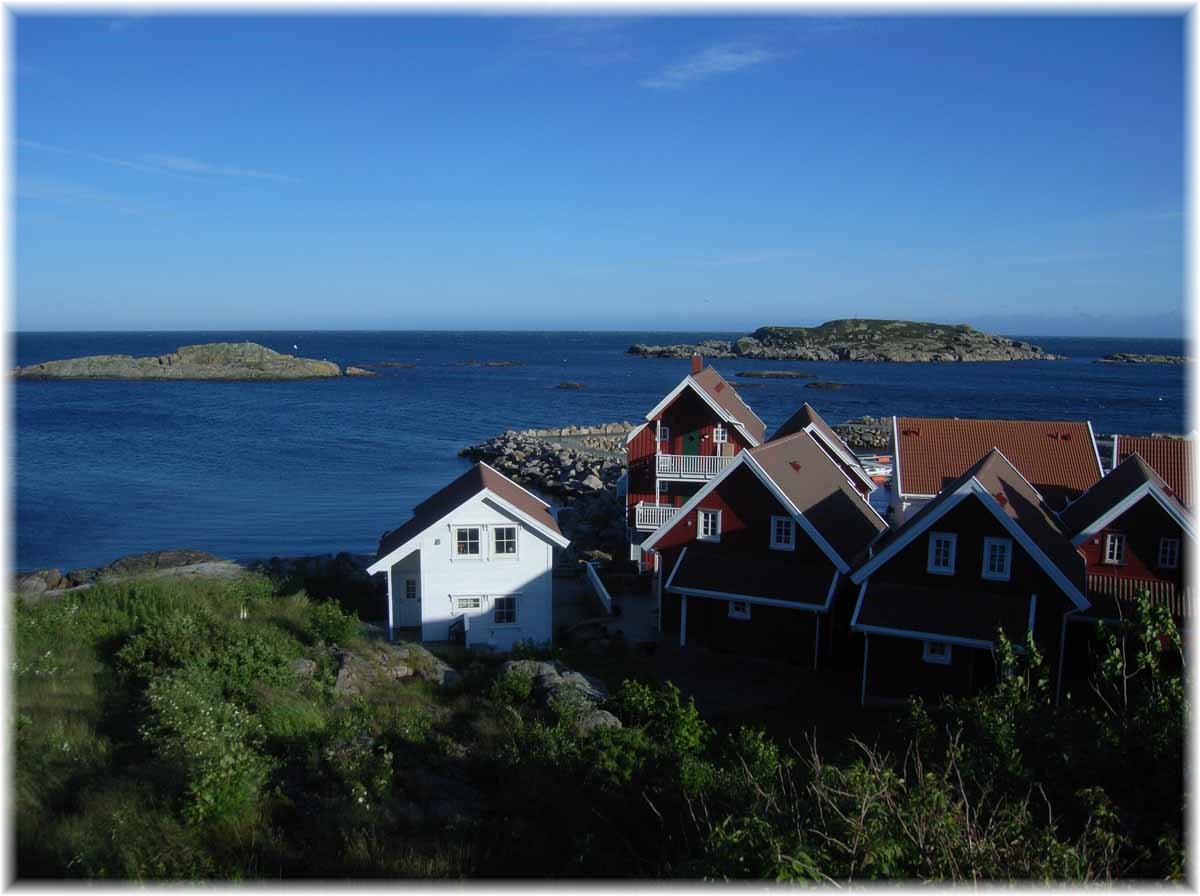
14;14;1186;336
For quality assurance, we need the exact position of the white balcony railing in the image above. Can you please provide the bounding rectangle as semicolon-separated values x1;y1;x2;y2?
656;453;735;480
635;501;682;531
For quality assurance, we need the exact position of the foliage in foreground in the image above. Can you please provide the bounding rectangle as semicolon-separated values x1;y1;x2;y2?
13;577;1184;881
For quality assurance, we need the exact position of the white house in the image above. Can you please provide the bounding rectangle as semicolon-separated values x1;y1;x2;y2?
366;462;570;651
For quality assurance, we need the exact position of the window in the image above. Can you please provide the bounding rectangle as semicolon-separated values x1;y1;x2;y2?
770;515;795;551
455;527;480;557
927;532;956;575
456;596;481;610
658;424;670;444
1159;537;1180;569
923;641;952;665
1104;533;1126;565
494;526;517;557
981;537;1012;581
728;600;751;620
405;579;418;600
658;479;669;495
713;424;727;444
494;595;518;625
698;509;721;542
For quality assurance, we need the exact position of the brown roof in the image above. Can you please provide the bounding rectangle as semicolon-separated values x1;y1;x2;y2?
855;580;1033;644
1059;453;1187;537
748;430;887;565
1084;573;1193;621
862;448;1086;597
667;547;837;608
1114;435;1194;508
692;366;767;444
894;417;1102;509
375;463;563;561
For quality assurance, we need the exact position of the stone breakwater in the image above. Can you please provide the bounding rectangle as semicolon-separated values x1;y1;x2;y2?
833;416;891;452
13;342;346;380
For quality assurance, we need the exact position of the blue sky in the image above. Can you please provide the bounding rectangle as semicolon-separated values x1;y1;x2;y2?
15;14;1185;335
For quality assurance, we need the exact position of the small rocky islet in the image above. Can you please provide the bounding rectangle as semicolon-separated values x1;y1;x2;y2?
1095;353;1191;365
13;341;347;380
629;318;1062;363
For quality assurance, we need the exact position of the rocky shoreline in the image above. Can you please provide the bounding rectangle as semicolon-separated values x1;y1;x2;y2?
13;342;347;380
1096;353;1191;365
629;318;1060;363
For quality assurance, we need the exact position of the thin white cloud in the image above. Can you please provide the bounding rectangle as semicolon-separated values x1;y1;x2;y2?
17;176;147;216
17;139;299;184
640;43;777;90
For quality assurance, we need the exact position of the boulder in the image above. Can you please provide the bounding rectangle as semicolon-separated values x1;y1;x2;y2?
577;709;622;735
290;657;318;679
102;549;220;578
14;568;64;594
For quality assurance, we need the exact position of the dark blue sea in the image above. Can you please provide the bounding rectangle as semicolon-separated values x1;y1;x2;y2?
15;331;1189;572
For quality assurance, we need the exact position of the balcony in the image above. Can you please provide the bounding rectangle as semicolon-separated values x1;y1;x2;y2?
635;501;682;531
656;453;735;480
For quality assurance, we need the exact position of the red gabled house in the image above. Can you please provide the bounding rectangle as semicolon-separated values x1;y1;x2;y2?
625;355;766;561
890;417;1103;522
1059;452;1195;627
850;449;1091;705
769;402;877;499
638;428;887;666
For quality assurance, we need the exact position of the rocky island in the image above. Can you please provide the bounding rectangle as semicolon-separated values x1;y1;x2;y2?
1096;353;1190;365
629;319;1060;363
13;342;345;380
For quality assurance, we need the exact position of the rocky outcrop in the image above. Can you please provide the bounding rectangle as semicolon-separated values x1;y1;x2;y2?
500;659;619;734
1096;353;1191;365
454;359;526;367
556;382;586;390
805;381;852;390
334;641;460;696
630;319;1060;363
14;549;231;596
344;366;377;377
13;342;345;380
833;415;890;451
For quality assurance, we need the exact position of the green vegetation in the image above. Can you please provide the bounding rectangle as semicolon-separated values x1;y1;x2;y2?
14;577;1183;880
752;319;980;344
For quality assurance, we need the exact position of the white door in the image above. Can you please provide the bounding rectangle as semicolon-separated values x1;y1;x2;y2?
398;576;421;627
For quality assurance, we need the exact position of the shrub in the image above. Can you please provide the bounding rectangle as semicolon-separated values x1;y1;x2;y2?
304;600;361;646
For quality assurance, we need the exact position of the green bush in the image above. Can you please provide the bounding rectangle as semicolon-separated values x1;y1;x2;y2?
304;600;361;646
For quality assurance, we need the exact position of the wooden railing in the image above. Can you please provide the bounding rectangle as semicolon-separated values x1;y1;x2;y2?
635;501;681;531
584;560;614;615
656;453;735;479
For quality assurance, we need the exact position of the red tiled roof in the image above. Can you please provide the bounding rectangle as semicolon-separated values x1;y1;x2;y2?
376;463;563;561
855;580;1033;645
749;430;887;564
693;366;767;444
1114;435;1194;508
1059;453;1188;536
666;547;837;608
1084;573;1193;621
894;417;1102;509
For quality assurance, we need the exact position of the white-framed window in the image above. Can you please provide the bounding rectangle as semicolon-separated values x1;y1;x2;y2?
1104;533;1126;565
981;537;1013;582
1159;537;1180;569
493;526;518;557
923;641;952;665
713;424;727;444
658;479;669;495
405;579;418;600
698;509;721;542
770;515;795;551
494;595;518;625
456;596;482;610
658;423;670;444
455;526;481;557
927;532;957;575
728;600;751;620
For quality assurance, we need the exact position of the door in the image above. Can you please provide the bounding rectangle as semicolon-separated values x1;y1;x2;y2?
682;430;700;455
398;576;421;627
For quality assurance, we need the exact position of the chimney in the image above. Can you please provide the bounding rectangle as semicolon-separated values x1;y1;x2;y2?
691;353;703;375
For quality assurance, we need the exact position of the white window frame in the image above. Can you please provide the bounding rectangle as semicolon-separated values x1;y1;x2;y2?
658;423;670;445
454;526;482;558
658;479;669;495
405;579;418;600
981;537;1013;582
713;424;727;444
456;595;482;610
1158;537;1180;570
728;600;751;620
770;515;795;551
923;641;952;665
698;509;721;542
493;525;518;559
493;595;518;626
1104;532;1126;566
927;532;957;575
